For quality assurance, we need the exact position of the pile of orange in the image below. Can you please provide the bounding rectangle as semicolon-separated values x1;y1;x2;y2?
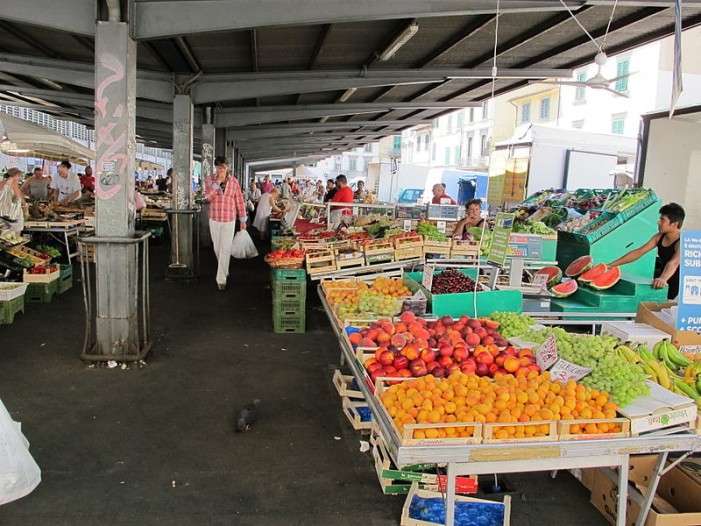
378;371;620;440
369;277;412;299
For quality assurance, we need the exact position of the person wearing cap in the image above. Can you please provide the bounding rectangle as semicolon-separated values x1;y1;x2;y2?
50;160;82;204
204;156;248;291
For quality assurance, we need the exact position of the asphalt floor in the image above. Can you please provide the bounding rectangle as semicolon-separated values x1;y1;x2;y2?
0;237;609;526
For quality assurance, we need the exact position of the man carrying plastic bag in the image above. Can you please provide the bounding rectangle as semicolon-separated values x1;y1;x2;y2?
0;398;41;505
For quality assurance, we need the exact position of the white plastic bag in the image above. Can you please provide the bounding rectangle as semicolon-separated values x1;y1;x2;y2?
0;398;41;505
231;229;258;259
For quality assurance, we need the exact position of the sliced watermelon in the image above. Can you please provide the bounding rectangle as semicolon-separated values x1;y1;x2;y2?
550;279;578;298
565;255;593;277
534;266;562;287
590;267;622;290
579;263;608;284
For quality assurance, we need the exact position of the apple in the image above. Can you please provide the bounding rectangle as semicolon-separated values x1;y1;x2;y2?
465;333;480;347
391;334;407;348
431;367;446;379
493;367;508;376
393;355;410;370
363;357;378;369
420;348;436;364
410;358;428;377
503;356;521;373
376;332;391;344
438;345;454;358
476;352;494;365
359;337;376;348
475;363;490;377
426;361;441;374
401;344;419;361
438;356;454;368
460;361;477;374
441;315;454;326
453;347;469;363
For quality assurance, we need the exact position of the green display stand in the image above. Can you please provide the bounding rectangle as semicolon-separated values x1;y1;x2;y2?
404;270;523;318
556;201;660;279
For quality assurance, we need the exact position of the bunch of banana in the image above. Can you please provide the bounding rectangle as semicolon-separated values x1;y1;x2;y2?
653;340;691;370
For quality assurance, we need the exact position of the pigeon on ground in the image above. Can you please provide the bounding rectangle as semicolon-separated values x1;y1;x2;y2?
235;399;261;432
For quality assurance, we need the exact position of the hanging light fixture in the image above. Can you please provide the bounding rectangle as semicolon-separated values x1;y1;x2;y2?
379;21;419;61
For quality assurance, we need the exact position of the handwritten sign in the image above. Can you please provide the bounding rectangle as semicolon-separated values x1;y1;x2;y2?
422;265;435;293
550;360;592;383
487;212;515;268
535;334;558;370
436;221;446;234
403;220;412;232
532;273;549;288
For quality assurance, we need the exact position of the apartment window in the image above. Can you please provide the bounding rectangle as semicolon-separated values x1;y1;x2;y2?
392;136;401;152
615;59;630;92
521;102;531;124
469;108;474;122
364;143;372;153
444;147;451;165
467;137;473;159
432;143;437;160
348;158;357;172
539;97;551;120
574;71;587;101
572;120;584;129
432;119;439;129
454;146;462;165
480;135;488;156
457;111;464;129
611;113;626;135
482;100;489;119
447;115;453;132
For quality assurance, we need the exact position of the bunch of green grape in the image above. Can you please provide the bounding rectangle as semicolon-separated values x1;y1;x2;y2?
489;312;536;338
359;292;402;316
579;354;650;406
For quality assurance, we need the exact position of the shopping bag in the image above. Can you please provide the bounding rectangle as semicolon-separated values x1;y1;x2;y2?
231;229;258;259
0;398;41;506
246;199;255;212
0;185;22;222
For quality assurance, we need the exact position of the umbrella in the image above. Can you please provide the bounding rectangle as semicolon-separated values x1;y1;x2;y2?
0;112;94;164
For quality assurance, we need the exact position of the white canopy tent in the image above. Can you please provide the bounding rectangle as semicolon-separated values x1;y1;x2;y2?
0;112;94;165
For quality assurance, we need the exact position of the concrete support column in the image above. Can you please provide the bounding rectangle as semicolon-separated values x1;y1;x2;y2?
215;127;226;158
91;21;141;358
200;114;215;249
167;94;196;278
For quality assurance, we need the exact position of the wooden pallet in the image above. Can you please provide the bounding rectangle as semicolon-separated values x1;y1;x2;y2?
78;243;96;263
24;219;84;229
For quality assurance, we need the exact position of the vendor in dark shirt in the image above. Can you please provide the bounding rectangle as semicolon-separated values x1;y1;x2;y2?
608;203;684;300
323;179;338;202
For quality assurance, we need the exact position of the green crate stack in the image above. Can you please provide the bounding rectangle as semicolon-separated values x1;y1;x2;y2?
272;268;306;333
0;295;25;324
57;264;73;294
26;280;58;303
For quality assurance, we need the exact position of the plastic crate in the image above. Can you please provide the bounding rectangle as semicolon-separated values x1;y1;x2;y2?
0;282;28;301
26;280;58;303
576;211;623;243
0;295;25;324
273;297;306;316
57;264;73;294
616;191;659;222
272;280;307;301
273;312;305;334
271;268;307;282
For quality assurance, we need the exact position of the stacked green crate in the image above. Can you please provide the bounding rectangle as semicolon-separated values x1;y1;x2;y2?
57;264;73;294
271;268;306;333
26;280;58;303
0;283;27;324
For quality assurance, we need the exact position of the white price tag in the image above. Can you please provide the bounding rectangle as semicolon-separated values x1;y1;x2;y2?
403;220;412;232
549;359;592;383
422;265;435;292
535;334;558;370
436;221;446;234
532;273;549;287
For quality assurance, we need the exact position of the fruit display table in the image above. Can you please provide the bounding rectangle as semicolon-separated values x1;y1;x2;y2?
317;287;701;526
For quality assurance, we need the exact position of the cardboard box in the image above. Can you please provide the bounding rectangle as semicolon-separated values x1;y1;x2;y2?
600;321;672;348
570;468;597;491
636;302;701;351
591;455;701;526
617;381;698;435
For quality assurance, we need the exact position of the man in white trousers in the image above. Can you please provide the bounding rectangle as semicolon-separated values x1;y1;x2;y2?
204;156;247;290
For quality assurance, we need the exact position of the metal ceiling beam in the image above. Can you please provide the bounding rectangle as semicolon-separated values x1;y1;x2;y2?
0;97;93;117
132;1;589;39
416;15;494;67
226;124;414;140
228;119;424;131
0;85;93;104
307;24;333;70
175;36;201;73
0;0;95;36
0;21;66;60
216;108;381;127
0;53;175;102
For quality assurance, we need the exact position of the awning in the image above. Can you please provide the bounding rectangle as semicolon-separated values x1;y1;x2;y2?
0;112;95;164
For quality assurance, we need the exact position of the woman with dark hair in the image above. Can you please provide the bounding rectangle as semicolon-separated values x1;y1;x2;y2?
452;198;485;239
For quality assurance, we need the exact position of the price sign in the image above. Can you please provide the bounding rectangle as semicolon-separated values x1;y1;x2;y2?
535;334;558;370
677;230;701;331
436;221;447;234
531;273;549;288
403;220;412;232
487;212;515;268
422;264;435;292
550;360;592;383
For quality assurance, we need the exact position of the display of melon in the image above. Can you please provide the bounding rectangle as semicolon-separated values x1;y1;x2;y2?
533;266;562;287
565;255;593;277
589;267;622;290
579;263;608;284
550;279;578;298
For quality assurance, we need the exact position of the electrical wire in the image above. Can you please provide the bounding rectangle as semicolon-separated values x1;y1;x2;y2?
558;0;619;53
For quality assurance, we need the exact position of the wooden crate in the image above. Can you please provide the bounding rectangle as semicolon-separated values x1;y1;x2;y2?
395;246;423;261
305;248;336;274
422;236;452;256
78;243;96;263
332;369;365;400
342;396;372;432
482;420;558;443
364;241;395;265
8;245;50;265
450;239;481;260
392;234;424;250
335;248;365;270
558;418;630;441
140;208;167;221
23;267;60;283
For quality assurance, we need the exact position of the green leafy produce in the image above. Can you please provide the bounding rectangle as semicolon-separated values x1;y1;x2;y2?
603;189;653;212
512;220;555;235
35;245;61;259
416;222;447;241
519;327;649;405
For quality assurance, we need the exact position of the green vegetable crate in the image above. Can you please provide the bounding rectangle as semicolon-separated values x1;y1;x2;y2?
57;264;73;294
272;268;306;333
0;283;28;324
26;280;58;303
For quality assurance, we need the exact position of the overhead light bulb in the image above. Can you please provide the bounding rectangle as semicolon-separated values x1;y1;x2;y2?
379;22;419;61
